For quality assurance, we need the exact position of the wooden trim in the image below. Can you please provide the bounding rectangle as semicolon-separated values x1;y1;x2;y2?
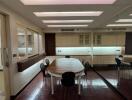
10;71;41;100
0;69;3;71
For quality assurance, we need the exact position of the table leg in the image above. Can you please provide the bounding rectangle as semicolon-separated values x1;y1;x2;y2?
51;75;54;95
78;76;81;95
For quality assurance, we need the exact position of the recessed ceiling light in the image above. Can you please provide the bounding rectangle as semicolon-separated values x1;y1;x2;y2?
106;24;132;27
116;19;132;22
47;25;88;27
43;20;94;23
20;0;116;5
34;11;103;17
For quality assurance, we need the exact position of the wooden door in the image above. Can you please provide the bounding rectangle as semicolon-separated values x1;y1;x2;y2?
125;32;132;54
45;33;56;56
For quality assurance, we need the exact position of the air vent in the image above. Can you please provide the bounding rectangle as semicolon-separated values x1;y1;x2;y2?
111;28;127;31
61;28;75;31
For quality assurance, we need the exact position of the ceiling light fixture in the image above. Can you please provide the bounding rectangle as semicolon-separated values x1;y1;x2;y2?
43;20;94;23
34;11;103;17
106;24;132;27
47;25;88;27
116;19;132;22
20;0;116;5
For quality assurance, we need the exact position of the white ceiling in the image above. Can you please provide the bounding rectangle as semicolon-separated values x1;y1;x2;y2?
1;0;132;30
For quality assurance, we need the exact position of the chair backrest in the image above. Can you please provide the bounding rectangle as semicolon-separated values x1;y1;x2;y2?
84;62;91;75
40;63;47;76
61;72;75;87
65;55;70;58
45;59;50;67
81;59;85;65
115;58;121;66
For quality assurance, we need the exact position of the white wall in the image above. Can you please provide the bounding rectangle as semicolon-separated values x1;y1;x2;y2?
0;3;44;96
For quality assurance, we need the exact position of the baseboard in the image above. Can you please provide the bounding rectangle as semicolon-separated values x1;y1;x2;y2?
10;71;41;100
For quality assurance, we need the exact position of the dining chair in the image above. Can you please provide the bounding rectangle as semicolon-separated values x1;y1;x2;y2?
80;61;91;85
61;72;75;87
115;57;131;83
61;72;76;95
65;55;70;58
45;59;50;67
40;63;50;82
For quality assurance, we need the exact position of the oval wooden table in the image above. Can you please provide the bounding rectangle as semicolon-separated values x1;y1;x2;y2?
47;58;84;95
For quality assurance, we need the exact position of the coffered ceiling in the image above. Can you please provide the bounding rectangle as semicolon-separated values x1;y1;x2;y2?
1;0;132;30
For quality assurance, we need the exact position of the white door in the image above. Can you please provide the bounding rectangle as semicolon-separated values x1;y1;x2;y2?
0;14;10;100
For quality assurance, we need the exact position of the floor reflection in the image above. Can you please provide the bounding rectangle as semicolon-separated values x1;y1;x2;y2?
15;71;122;100
97;69;132;100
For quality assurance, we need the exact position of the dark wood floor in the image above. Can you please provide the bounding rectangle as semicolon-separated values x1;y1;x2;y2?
15;71;124;100
98;70;132;100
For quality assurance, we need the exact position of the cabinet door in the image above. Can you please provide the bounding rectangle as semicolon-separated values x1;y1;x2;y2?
116;33;125;46
79;33;91;46
93;34;102;46
101;34;116;46
56;34;79;47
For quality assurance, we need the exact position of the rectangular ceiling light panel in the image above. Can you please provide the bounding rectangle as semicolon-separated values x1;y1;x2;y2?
107;24;132;27
20;0;116;5
43;20;94;23
47;25;88;27
116;19;132;22
34;11;103;17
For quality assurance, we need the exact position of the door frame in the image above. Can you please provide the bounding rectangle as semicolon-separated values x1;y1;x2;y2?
0;13;11;100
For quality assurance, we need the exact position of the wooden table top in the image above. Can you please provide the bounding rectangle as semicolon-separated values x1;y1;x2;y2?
47;58;84;75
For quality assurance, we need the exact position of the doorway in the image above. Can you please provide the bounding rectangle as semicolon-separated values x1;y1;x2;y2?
45;33;56;56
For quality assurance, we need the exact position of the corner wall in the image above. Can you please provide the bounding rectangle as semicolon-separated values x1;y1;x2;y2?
0;3;44;96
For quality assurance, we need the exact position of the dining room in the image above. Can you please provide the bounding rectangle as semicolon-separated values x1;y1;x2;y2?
0;0;132;100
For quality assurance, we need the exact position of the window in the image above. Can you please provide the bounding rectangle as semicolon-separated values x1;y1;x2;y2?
17;27;26;57
17;25;43;59
27;30;33;55
33;32;39;54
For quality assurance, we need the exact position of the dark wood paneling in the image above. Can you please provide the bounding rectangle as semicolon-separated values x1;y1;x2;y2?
17;53;46;72
45;33;56;56
125;32;132;55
